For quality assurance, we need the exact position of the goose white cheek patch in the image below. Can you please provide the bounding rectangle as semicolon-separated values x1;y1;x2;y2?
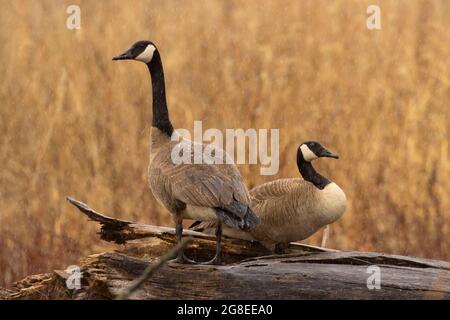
300;144;318;162
136;45;156;63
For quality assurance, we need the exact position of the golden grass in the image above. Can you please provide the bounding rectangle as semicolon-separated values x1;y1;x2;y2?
0;0;449;287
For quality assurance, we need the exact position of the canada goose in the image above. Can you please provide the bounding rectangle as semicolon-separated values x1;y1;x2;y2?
191;141;346;253
112;41;259;264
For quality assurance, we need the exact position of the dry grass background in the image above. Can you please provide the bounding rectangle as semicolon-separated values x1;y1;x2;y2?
0;0;449;287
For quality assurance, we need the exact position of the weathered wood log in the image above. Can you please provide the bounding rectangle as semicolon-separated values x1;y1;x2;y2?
2;197;450;300
64;196;332;262
115;237;193;300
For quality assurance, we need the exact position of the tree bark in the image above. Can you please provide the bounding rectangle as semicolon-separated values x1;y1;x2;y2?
3;197;450;300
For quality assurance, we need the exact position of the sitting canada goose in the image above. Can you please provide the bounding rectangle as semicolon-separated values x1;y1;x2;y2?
191;141;346;253
112;41;259;264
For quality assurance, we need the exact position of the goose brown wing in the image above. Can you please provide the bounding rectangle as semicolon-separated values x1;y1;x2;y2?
250;178;306;201
166;163;259;229
249;178;317;230
159;141;257;228
164;162;246;206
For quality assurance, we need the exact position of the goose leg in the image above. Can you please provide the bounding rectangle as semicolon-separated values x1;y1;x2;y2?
171;219;196;264
202;222;223;265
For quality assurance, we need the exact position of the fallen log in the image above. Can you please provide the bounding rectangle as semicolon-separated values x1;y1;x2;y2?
2;197;450;300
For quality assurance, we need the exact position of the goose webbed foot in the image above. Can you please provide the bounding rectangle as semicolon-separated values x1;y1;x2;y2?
201;253;223;265
170;252;197;264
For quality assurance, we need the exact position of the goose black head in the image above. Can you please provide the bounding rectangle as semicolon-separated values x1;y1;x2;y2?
299;141;339;162
112;40;157;64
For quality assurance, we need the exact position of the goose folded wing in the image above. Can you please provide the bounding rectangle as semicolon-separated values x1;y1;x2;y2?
164;163;251;220
250;178;307;200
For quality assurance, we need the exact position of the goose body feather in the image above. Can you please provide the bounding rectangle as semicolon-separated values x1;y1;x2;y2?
248;178;346;244
149;128;257;229
191;178;346;249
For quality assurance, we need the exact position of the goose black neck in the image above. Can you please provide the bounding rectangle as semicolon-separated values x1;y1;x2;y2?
296;150;331;190
147;50;173;137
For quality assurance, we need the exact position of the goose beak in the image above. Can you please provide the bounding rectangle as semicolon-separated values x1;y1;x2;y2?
322;150;339;159
112;50;134;61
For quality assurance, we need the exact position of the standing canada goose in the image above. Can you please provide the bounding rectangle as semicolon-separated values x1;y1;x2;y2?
191;141;346;253
112;41;259;264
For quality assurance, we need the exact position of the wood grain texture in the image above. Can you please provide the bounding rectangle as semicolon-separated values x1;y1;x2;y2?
3;198;449;300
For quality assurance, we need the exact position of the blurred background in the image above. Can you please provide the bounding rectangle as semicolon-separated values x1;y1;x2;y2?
0;0;449;287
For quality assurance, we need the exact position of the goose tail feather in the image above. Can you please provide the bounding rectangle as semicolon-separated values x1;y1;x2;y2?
215;205;260;230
